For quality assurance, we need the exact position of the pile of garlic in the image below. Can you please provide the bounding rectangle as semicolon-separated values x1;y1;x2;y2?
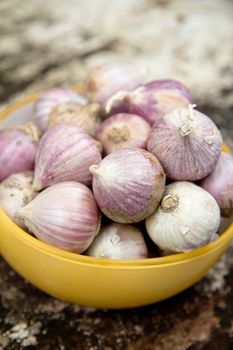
0;63;232;259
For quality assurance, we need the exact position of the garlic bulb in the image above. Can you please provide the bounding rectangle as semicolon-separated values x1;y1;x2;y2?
0;123;40;181
33;87;87;132
96;113;151;155
147;106;222;180
84;63;146;108
105;79;193;125
33;124;102;190
17;182;101;253
47;101;100;136
90;148;166;223
200;151;233;216
86;223;148;259
0;172;37;228
146;181;220;253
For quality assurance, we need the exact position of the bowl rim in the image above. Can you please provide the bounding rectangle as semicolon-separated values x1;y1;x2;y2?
0;90;232;269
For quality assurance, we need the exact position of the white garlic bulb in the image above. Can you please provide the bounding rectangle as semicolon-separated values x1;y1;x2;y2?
146;181;220;253
86;223;148;259
0;172;37;228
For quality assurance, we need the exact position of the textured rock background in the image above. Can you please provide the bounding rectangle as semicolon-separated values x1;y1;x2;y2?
0;0;232;349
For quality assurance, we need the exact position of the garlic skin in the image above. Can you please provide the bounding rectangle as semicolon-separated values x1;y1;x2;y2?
0;172;37;228
86;223;148;259
17;182;101;253
146;181;220;253
33;124;102;190
33;88;87;132
48;101;100;136
96;113;151;155
105;79;193;125
84;63;146;108
90;148;166;223
147;106;222;181
200;151;233;216
0;123;40;181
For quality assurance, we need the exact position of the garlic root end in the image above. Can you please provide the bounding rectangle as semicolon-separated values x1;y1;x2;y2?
89;164;99;176
32;182;43;192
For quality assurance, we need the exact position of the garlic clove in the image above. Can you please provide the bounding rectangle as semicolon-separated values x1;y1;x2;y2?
146;181;221;253
96;113;151;155
33;124;102;190
33;87;87;132
0;123;39;181
105;79;193;125
17;182;101;253
90;148;166;223
84;63;147;109
0;172;37;229
147;106;223;181
48;101;100;136
199;151;233;217
86;223;148;259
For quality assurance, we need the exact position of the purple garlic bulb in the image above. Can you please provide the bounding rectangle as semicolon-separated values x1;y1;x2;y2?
84;63;146;108
147;106;222;181
0;123;40;181
96;113;151;155
90;148;166;223
105;79;193;126
33;87;87;132
17;182;101;253
33;124;102;190
200;151;233;216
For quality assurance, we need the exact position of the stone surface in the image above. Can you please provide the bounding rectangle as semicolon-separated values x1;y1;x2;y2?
0;0;232;349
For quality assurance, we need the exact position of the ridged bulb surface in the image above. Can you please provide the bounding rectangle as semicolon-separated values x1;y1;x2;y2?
17;182;101;253
146;181;220;253
90;148;166;223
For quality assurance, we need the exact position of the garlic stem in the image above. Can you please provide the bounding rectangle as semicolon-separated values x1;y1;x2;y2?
161;194;179;212
179;124;192;136
105;90;128;113
179;104;196;136
17;122;41;142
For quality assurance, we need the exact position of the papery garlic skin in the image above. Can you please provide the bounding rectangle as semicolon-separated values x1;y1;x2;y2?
48;101;100;136
96;113;151;155
0;172;37;228
86;223;148;259
0;123;39;181
146;181;220;253
17;182;101;253
33;125;102;190
33;88;87;132
105;80;193;125
200;151;233;216
90;148;166;223
84;63;146;108
147;107;222;181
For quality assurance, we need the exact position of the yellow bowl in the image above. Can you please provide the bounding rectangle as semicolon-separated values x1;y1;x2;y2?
0;91;232;309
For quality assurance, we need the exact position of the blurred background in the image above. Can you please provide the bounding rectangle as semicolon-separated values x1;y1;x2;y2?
0;0;232;144
0;1;232;349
